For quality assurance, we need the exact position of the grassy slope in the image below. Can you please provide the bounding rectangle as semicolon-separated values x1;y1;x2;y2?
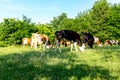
0;45;120;80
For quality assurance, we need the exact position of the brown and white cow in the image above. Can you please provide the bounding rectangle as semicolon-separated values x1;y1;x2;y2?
30;33;52;50
55;30;85;52
104;40;119;46
22;38;31;45
40;34;52;49
94;36;102;46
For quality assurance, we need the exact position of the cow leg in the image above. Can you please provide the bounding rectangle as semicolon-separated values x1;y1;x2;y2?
30;44;33;49
79;44;85;52
34;42;38;50
44;40;48;50
88;41;94;48
57;40;61;53
73;42;78;52
30;40;34;49
70;42;73;52
55;39;61;53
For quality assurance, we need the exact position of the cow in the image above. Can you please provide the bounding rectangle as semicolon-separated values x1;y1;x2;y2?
81;32;94;48
30;33;52;50
22;38;31;45
104;40;112;46
40;34;52;49
55;30;85;52
104;40;119;46
110;40;119;45
94;36;102;46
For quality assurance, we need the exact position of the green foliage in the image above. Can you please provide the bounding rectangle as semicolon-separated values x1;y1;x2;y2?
107;4;120;41
61;18;74;30
50;12;68;30
0;41;7;47
75;11;92;33
0;16;37;45
36;24;55;42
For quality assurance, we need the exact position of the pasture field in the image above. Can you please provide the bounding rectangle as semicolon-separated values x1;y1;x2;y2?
0;45;120;80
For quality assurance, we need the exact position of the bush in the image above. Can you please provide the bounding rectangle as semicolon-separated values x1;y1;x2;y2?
0;41;7;47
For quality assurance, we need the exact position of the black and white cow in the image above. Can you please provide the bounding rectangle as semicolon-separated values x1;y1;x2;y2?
81;32;94;48
55;30;85;52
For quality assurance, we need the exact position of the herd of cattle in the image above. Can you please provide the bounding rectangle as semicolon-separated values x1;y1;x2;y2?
22;30;119;52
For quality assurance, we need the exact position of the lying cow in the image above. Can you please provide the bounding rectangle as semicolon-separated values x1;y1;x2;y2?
30;33;52;50
81;32;94;48
55;30;85;52
104;40;119;46
22;38;31;45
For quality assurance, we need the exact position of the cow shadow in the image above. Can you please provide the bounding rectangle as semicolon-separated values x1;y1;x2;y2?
0;48;118;80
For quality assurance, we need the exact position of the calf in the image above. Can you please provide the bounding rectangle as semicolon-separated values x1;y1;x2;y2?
55;30;85;52
82;33;94;48
22;38;31;45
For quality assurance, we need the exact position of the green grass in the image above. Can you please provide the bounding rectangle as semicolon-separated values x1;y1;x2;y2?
0;45;120;80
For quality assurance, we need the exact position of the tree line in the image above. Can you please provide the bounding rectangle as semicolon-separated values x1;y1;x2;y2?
0;0;120;46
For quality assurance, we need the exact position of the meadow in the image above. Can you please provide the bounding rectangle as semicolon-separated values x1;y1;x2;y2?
0;45;120;80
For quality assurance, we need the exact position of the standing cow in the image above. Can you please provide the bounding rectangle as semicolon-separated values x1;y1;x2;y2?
81;32;94;48
55;30;85;52
30;33;52;50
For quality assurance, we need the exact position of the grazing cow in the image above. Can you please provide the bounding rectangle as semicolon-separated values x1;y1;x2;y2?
30;33;52;50
55;30;85;52
104;40;119;46
81;33;94;48
22;38;31;45
94;36;102;46
40;34;52;49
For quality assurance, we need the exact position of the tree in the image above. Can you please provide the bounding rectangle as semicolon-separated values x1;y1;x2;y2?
75;11;92;34
89;0;110;41
36;23;55;42
107;4;120;40
0;16;37;45
50;12;67;30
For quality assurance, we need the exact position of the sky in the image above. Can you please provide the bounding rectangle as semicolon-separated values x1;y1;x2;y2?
0;0;120;24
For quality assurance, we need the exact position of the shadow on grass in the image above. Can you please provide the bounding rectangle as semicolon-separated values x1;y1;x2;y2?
0;48;118;80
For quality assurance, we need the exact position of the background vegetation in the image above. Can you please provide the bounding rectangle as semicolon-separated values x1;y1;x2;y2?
0;0;120;46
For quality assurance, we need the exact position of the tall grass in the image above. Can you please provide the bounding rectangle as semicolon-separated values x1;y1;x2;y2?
0;45;120;80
